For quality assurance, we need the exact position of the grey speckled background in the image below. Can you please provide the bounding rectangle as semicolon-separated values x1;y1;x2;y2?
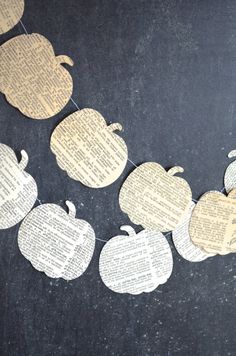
0;0;236;355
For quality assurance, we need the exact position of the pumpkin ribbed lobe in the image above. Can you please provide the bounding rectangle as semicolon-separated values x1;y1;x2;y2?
19;150;29;170
66;200;76;218
167;166;184;176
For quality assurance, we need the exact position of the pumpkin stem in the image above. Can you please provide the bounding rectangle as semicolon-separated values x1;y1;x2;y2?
228;189;236;199
120;225;136;237
56;55;74;66
19;150;29;170
107;123;122;132
168;166;184;176
228;150;236;159
66;201;76;217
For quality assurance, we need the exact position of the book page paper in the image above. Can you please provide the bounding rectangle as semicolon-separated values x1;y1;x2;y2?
172;202;215;262
119;163;192;232
0;0;24;34
189;190;236;255
0;143;37;229
99;226;173;295
18;201;95;280
0;33;73;119
51;109;128;188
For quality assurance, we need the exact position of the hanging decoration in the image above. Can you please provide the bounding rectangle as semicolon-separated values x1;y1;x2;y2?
18;201;96;280
224;150;236;194
50;109;128;188
99;226;173;294
119;162;192;231
0;33;74;119
0;143;38;229
0;0;24;34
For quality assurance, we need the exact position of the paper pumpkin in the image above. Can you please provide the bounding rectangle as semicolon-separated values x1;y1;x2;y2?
189;190;236;255
0;143;37;229
18;201;96;280
224;150;236;194
172;202;215;262
119;162;192;232
0;33;73;119
50;109;128;188
0;0;24;34
99;226;173;295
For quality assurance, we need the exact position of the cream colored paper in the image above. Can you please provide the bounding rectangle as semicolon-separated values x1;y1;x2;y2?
0;0;24;34
119;163;192;232
0;33;73;119
189;190;236;255
50;109;128;188
224;150;236;194
0;143;37;229
18;201;95;280
99;226;173;295
172;202;215;262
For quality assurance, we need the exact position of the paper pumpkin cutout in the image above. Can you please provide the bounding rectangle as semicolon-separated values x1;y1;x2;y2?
172;202;215;262
119;163;192;232
0;33;73;119
0;143;37;229
18;201;96;280
189;190;236;255
224;150;236;194
0;0;24;34
50;109;128;188
99;226;173;295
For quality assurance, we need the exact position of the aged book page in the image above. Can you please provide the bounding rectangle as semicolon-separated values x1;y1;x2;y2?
119;162;192;232
18;202;95;280
0;143;37;229
0;0;24;34
99;226;173;295
51;109;128;188
189;191;236;255
172;202;215;262
0;33;73;119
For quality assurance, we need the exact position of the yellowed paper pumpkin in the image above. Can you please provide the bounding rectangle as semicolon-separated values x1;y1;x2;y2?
50;109;128;188
119;162;192;232
189;190;236;255
0;0;24;34
0;33;73;119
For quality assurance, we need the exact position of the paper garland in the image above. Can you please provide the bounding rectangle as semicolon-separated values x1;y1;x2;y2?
18;201;96;280
50;109;128;188
172;202;215;262
0;33;73;119
119;162;192;232
0;143;37;229
99;226;173;295
224;150;236;194
189;190;236;255
0;0;24;34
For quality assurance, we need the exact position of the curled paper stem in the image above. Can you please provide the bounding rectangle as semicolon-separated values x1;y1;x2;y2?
228;150;236;159
107;123;123;132
19;150;29;170
66;201;76;218
168;166;184;176
56;55;74;66
120;225;136;237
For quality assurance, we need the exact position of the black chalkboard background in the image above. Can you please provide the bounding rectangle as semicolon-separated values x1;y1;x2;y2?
0;1;236;355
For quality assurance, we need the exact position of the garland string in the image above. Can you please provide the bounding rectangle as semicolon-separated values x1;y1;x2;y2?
17;20;226;244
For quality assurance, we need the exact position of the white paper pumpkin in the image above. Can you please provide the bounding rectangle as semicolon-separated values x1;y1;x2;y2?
0;143;38;229
224;150;236;194
99;226;173;295
18;201;96;280
172;202;215;262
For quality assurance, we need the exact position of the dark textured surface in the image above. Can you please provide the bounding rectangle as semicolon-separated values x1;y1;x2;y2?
0;0;236;355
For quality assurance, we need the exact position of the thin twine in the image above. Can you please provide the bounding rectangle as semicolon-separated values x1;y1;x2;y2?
20;20;226;243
